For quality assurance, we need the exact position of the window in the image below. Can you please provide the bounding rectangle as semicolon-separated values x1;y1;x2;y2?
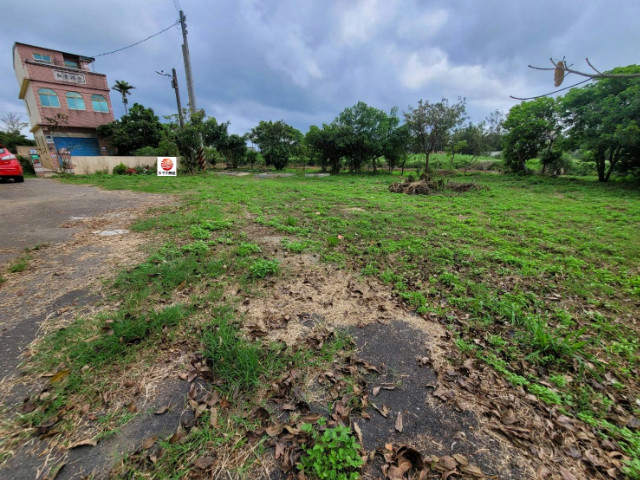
91;95;109;113
66;91;85;110
64;60;78;68
38;88;60;108
33;53;52;64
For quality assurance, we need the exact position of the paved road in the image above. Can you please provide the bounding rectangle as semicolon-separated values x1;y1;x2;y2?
0;178;159;265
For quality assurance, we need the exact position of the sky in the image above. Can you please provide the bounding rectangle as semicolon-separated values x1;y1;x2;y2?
2;0;640;137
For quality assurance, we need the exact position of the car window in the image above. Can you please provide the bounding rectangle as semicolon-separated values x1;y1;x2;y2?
0;148;6;154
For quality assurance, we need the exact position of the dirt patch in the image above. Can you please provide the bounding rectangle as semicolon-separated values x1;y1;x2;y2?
235;224;535;478
351;320;529;478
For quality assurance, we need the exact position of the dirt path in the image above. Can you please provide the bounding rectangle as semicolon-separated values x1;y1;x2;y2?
0;179;188;479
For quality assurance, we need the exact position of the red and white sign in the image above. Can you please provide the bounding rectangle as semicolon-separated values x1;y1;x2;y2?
157;157;177;176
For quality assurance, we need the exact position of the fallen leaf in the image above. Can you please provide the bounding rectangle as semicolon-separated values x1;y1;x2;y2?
266;423;284;437
68;438;97;449
440;456;457;471
372;386;381;396
559;467;579;480
50;369;70;384
142;437;157;450
452;453;468;466
210;407;218;427
353;422;363;445
395;412;403;432
460;463;484;477
372;403;390;418
193;455;215;470
155;404;171;415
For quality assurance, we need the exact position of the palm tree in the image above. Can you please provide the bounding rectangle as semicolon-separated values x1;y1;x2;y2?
112;80;135;115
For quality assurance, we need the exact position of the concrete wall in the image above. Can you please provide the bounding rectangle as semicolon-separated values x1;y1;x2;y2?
71;156;157;175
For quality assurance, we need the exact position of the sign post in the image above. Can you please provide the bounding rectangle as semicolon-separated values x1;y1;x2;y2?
157;157;177;176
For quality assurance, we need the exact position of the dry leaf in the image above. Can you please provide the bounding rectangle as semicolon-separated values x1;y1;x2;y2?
559;467;579;480
460;463;484;477
50;369;70;383
353;422;363;445
68;438;97;449
155;404;171;415
372;403;390;418
193;456;215;470
142;437;157;450
372;386;381;396
266;423;284;437
395;412;403;432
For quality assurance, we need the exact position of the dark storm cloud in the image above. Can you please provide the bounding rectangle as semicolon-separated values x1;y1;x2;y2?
3;0;640;136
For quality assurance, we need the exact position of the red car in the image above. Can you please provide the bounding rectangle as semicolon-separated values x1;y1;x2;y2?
0;145;24;183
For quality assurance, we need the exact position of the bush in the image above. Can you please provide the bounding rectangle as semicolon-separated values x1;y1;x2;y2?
112;162;128;175
17;155;35;175
133;146;161;156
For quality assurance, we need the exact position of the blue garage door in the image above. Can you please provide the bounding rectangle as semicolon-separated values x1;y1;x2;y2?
53;137;101;156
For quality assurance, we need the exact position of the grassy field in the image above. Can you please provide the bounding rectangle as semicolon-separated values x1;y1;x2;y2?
9;170;640;477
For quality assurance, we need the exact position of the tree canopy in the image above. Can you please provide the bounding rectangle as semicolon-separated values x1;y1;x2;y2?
250;120;302;171
97;103;163;156
559;65;640;181
404;98;466;176
502;97;560;173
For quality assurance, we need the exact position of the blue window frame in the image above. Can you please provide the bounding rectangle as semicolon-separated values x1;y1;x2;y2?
91;95;109;113
64;60;78;68
33;53;52;64
38;88;60;108
66;92;85;110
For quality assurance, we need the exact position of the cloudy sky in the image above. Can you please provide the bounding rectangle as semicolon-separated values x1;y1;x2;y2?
2;0;639;136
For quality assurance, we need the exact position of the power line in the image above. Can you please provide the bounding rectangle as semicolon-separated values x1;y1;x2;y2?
93;20;180;58
170;0;180;12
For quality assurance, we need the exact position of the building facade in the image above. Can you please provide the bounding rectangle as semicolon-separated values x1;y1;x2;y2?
13;42;115;169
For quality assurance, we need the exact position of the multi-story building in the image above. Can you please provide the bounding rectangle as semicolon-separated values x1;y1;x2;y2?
13;42;115;169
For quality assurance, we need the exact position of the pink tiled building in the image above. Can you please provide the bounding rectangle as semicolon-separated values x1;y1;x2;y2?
13;42;115;169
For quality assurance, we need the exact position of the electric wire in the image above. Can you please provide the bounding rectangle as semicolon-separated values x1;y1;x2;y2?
92;20;180;58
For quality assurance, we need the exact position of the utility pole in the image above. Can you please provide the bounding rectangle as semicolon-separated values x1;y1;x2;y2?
156;69;184;128
179;10;196;113
179;9;205;172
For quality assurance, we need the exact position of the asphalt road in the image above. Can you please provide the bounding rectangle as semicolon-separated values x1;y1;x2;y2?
0;178;158;266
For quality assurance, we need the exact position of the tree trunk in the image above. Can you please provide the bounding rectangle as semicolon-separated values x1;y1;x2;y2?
424;151;430;178
604;146;621;182
595;150;606;182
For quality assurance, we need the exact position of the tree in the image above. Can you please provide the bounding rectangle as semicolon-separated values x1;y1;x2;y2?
250;120;302;171
383;123;411;174
334;102;400;173
112;80;135;115
0;130;35;152
221;134;247;169
1;113;28;135
559;66;640;182
502;97;560;173
97;103;163;155
404;98;466;177
305;123;348;174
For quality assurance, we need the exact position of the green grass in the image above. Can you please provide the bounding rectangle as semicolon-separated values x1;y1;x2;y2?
56;169;640;473
7;255;31;273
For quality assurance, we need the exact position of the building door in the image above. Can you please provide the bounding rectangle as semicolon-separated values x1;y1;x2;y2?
53;137;101;156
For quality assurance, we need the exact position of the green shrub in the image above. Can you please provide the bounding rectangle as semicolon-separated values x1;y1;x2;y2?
133;146;161;156
234;242;261;256
298;421;363;480
17;154;35;175
248;259;279;278
113;162;128;175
